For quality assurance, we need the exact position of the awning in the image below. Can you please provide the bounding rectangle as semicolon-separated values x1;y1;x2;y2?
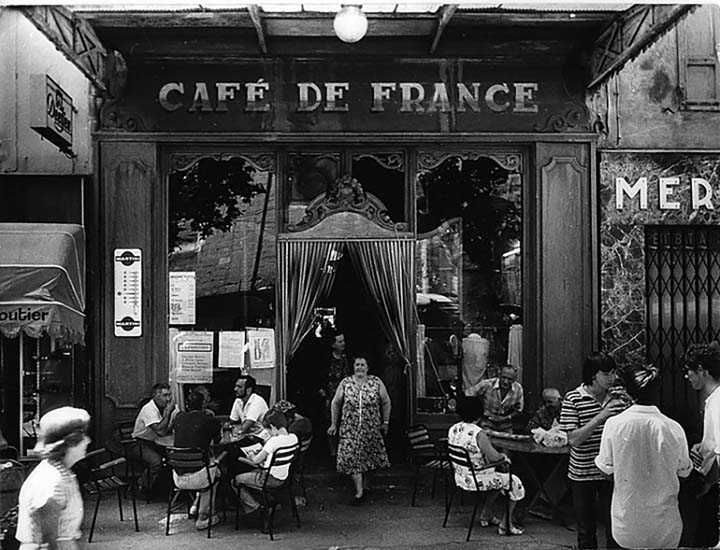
0;223;86;345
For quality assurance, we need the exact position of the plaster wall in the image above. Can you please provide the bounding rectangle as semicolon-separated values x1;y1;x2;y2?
590;5;720;150
0;9;92;174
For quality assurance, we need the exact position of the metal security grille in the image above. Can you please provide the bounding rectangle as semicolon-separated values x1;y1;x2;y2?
645;225;720;427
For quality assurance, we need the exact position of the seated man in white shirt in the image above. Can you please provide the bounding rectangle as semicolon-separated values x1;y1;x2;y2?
131;382;177;492
229;375;269;435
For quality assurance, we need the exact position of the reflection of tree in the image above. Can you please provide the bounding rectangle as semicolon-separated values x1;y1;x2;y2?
169;157;265;249
417;157;521;321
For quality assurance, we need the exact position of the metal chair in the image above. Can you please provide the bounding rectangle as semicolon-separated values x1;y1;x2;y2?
164;446;221;539
234;440;301;541
443;442;510;542
74;447;139;543
405;425;450;507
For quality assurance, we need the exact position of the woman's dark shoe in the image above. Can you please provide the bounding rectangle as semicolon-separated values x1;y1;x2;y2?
350;493;365;505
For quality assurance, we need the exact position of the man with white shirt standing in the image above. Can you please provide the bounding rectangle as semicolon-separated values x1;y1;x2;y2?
595;364;692;549
229;375;269;434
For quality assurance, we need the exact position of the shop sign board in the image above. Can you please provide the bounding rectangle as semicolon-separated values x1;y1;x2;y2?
29;74;75;155
169;271;196;325
113;248;142;337
247;328;275;369
175;331;214;383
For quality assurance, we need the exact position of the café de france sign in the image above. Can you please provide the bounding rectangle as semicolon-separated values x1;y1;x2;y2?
158;80;540;114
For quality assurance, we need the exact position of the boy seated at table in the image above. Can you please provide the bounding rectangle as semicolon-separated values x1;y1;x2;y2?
232;409;298;524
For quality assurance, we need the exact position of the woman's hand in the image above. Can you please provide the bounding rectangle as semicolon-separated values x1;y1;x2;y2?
379;422;389;436
327;425;338;436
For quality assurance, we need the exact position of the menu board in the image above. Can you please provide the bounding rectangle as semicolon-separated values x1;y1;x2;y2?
169;271;196;325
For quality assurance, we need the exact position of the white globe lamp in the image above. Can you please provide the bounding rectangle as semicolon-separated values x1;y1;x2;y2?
333;6;368;44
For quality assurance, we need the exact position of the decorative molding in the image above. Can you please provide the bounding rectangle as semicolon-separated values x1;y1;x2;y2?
288;176;407;233
170;152;275;172
352;152;404;171
417;150;522;172
533;102;590;133
99;99;149;132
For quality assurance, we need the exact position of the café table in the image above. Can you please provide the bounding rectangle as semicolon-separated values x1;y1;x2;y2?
487;432;570;528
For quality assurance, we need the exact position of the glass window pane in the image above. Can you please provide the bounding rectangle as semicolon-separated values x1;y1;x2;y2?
351;152;406;223
415;153;522;414
286;153;340;228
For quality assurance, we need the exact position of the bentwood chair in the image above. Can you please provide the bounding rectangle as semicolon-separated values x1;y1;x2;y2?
164;446;221;539
74;447;139;543
405;425;451;507
234;441;301;541
443;442;510;542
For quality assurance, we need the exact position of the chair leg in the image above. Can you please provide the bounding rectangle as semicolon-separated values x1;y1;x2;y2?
411;466;420;506
117;488;124;521
262;492;274;541
88;493;101;543
431;469;437;499
130;482;139;532
442;486;456;528
466;496;480;542
289;486;300;528
207;485;214;539
165;487;176;536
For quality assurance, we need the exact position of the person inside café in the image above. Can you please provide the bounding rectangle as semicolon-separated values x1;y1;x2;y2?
228;375;269;435
173;390;223;530
132;382;178;494
526;387;562;431
683;341;720;547
465;364;524;433
595;364;692;550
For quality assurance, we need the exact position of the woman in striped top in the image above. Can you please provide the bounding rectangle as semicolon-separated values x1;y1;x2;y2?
15;407;91;550
559;353;626;549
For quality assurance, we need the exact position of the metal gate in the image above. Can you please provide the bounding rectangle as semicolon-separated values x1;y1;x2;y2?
645;225;720;429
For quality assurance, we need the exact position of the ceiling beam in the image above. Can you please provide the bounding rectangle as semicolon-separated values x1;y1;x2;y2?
430;4;457;54
18;5;113;94
247;5;268;55
589;4;696;90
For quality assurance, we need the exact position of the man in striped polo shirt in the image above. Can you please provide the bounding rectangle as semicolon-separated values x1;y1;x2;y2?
560;352;626;549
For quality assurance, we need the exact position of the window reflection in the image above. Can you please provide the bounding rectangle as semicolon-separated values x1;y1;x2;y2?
416;153;522;414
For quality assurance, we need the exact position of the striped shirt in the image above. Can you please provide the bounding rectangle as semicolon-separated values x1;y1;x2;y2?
560;384;611;481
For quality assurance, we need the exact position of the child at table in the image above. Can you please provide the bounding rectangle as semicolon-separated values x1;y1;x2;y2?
232;409;298;522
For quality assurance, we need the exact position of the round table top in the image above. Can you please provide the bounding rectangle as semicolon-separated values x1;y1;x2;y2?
489;436;570;455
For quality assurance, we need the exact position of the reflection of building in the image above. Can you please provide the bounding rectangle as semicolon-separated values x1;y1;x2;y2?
0;5;696;440
592;5;720;431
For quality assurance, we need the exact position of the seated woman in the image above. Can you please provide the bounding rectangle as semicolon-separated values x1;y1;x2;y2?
448;398;526;535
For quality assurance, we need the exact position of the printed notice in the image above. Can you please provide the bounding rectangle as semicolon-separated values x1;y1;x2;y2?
169;272;196;325
176;331;213;383
114;248;142;337
247;328;275;369
218;331;246;369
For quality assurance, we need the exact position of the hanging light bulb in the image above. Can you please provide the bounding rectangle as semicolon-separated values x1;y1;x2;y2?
333;5;368;43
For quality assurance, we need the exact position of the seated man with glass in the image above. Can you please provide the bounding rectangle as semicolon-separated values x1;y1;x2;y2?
227;375;269;436
465;364;524;433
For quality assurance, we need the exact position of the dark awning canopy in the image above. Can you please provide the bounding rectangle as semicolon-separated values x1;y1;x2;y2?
0;224;86;345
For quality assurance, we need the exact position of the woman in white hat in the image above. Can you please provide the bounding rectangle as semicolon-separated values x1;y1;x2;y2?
15;406;91;550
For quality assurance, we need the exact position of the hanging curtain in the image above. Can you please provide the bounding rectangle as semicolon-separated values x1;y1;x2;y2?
278;240;339;379
346;239;415;370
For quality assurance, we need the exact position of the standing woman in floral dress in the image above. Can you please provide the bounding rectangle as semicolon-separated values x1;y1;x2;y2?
328;355;391;504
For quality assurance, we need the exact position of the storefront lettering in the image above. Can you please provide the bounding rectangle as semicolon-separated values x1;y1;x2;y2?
0;308;49;322
158;80;539;114
615;176;715;210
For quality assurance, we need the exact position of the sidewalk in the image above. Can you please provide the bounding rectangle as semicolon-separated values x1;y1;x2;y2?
82;467;577;550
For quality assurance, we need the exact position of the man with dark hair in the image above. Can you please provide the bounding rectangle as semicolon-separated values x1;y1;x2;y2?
319;330;349;458
560;352;625;549
596;365;692;549
132;382;178;493
684;341;720;547
174;391;222;530
465;364;524;433
229;375;268;434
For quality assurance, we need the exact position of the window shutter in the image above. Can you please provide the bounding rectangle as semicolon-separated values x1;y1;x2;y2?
678;5;720;111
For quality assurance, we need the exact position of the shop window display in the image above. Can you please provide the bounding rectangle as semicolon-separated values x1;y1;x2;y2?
415;153;522;414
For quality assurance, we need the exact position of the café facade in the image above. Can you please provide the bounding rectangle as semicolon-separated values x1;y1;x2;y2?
7;4;692;441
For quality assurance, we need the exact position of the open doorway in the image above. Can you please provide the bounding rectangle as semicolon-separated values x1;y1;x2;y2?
287;249;399;465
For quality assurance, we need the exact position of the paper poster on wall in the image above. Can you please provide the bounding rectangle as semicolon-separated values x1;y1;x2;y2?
218;331;247;369
169;271;196;325
174;331;213;383
247;328;275;369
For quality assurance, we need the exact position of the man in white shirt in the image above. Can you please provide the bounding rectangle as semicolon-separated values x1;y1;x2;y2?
131;382;177;492
595;365;692;549
229;375;269;434
683;341;720;547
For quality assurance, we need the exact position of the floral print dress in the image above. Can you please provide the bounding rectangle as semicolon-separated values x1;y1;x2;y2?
336;375;390;475
447;421;525;501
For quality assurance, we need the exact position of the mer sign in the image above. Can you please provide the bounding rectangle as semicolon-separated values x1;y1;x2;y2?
615;176;717;210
